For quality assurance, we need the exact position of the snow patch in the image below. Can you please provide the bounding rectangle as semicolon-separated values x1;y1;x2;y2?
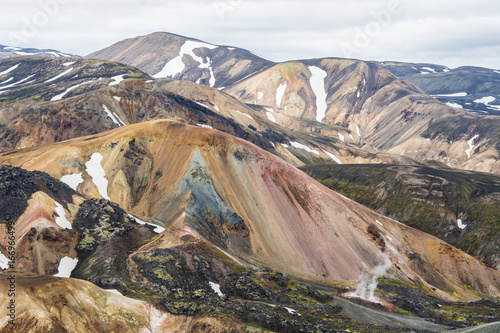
275;82;287;107
257;91;264;100
375;219;383;227
212;103;220;112
281;143;289;148
432;92;467;97
290;141;320;155
474;96;496;105
85;152;109;199
113;96;122;102
338;133;345;142
54;201;72;229
349;134;355;142
209;282;223;296
60;172;83;191
421;67;436;73
0;63;20;76
54;256;78;278
102;104;120;126
0;74;35;90
445;102;463;109
129;214;165;233
266;112;276;123
285;307;301;316
197;124;213;129
154;40;217;79
0;77;13;85
457;219;467;229
51;79;98;101
109;74;125;86
45;67;74;83
62;61;75;67
0;252;10;270
308;66;328;122
235;110;252;119
324;151;342;164
465;134;479;159
354;123;361;137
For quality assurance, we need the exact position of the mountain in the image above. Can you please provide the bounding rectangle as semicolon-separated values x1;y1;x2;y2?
301;164;500;269
378;61;500;115
0;45;75;59
87;32;273;88
0;55;412;168
1;120;500;331
88;32;500;175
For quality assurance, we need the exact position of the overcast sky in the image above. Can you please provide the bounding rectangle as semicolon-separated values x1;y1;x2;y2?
1;0;500;69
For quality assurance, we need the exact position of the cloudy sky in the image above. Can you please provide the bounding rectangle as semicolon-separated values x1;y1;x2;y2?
1;0;500;69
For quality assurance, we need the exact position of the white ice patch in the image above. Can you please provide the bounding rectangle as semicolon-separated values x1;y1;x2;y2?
0;252;10;270
264;107;274;113
375;219;383;227
45;67;74;83
54;256;78;278
109;74;125;86
445;102;463;109
209;282;223;296
474;96;496;105
285;307;301;316
60;172;83;191
85;152;109;199
197;124;213;129
51;79;98;101
235;110;252;119
154;40;217;79
349;134;355;142
212;104;220;112
266;112;277;123
432;92;467;97
422;67;436;73
257;91;264;100
102;104;120;126
0;77;13;85
324;151;342;164
465;134;479;159
281;143;289;148
0;63;20;76
338;133;345;142
62;61;75;67
0;74;35;90
129;214;165;233
290;141;320;155
113;96;122;102
308;66;328;122
275;82;287;107
457;219;467;229
54;201;72;229
443;68;450;72
354;123;361;137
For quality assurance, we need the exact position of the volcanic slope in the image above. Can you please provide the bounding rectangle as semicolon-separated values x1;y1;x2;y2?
88;32;500;174
1;120;499;303
0;56;405;168
301;164;500;269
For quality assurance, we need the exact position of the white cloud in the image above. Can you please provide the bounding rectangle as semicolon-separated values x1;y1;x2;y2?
0;0;499;69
